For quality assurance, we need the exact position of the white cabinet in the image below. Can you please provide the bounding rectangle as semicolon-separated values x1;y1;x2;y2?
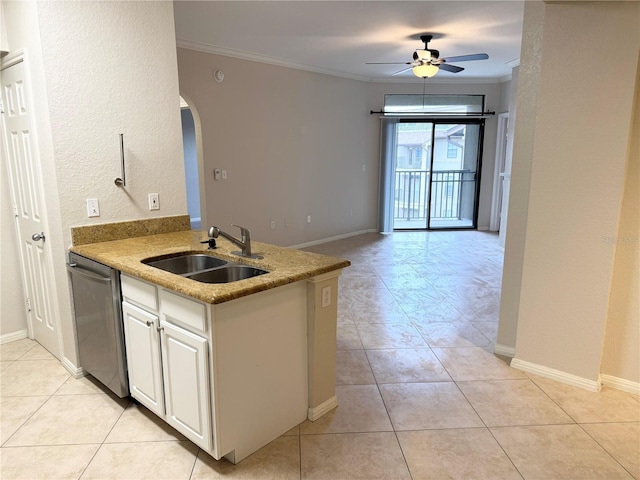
122;302;164;416
120;272;314;464
160;316;212;451
121;274;212;452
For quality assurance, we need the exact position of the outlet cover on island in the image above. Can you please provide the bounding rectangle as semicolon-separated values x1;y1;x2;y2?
321;286;331;308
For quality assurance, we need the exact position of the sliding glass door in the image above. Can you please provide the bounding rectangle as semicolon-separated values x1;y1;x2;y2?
392;120;483;230
393;122;433;229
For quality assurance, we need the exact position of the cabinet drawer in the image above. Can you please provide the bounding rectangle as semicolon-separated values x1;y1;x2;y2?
160;289;206;334
121;274;158;312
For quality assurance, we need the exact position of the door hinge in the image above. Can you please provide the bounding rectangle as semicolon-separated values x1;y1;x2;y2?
13;202;18;217
25;297;32;312
0;97;4;114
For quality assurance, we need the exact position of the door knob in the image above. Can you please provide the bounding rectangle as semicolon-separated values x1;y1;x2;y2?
32;232;45;242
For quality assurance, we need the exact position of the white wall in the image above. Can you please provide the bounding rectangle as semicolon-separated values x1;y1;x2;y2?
601;55;640;386
177;49;378;247
3;1;187;364
503;1;639;384
37;1;187;241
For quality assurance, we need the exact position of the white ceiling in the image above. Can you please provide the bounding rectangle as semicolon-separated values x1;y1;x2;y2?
173;1;524;83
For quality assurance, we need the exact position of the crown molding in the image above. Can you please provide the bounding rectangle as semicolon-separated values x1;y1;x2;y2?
176;38;372;83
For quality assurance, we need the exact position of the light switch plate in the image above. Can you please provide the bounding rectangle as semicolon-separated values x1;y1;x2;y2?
86;198;100;217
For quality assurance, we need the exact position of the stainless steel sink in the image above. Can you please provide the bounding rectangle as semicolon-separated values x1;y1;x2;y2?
186;265;269;284
142;253;228;275
142;252;269;283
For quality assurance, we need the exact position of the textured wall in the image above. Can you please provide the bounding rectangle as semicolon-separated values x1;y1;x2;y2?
508;1;639;382
3;1;186;362
37;1;187;239
499;0;545;357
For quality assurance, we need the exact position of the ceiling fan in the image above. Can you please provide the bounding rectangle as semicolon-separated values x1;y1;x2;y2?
367;35;489;78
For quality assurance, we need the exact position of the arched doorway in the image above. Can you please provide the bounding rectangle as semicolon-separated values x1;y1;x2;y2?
180;95;205;230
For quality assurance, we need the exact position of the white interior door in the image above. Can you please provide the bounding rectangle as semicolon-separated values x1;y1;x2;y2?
1;54;60;358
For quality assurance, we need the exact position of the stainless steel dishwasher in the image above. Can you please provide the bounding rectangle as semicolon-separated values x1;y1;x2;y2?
67;252;129;397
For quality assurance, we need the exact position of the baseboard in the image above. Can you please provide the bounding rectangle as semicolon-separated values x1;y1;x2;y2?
0;329;29;344
307;395;338;421
61;356;87;379
290;229;377;250
600;374;640;396
511;358;601;392
494;343;516;358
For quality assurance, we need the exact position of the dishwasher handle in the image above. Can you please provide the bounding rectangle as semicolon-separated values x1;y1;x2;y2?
67;263;112;285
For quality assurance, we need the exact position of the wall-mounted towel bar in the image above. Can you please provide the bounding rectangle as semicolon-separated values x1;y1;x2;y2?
114;133;126;187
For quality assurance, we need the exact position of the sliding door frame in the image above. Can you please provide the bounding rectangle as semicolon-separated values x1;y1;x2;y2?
395;117;485;231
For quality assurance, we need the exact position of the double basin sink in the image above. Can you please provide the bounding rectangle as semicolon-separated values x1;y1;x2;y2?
142;253;268;284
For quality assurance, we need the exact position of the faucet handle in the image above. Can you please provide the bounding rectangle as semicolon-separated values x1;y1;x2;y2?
231;224;250;241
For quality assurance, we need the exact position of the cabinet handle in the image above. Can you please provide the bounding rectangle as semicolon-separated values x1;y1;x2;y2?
145;320;153;327
156;326;164;332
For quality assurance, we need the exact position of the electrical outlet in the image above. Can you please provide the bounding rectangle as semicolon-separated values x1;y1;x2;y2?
284;219;290;228
86;198;100;218
222;169;228;180
214;168;222;181
307;215;312;224
149;193;160;210
321;286;331;308
270;220;276;230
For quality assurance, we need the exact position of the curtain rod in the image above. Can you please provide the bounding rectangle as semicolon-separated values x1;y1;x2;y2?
370;110;495;117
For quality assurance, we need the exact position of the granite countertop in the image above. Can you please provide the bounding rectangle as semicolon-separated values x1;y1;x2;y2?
70;229;350;305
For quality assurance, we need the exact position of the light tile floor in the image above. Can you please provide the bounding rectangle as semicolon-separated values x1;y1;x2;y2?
1;231;639;479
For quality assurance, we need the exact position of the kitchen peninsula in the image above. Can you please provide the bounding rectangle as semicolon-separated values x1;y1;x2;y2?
69;215;350;463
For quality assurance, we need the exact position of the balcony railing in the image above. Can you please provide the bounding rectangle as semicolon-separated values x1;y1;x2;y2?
394;169;472;226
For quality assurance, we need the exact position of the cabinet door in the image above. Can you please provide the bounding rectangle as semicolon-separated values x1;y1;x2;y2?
122;302;164;417
160;320;212;451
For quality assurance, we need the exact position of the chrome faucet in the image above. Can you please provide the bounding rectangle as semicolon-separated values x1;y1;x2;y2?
208;224;254;258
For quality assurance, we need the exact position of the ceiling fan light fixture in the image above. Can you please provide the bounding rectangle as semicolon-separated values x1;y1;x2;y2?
413;63;439;78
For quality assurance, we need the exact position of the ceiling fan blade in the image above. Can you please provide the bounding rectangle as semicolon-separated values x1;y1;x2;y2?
441;53;489;63
439;63;464;73
392;66;414;76
366;62;413;65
